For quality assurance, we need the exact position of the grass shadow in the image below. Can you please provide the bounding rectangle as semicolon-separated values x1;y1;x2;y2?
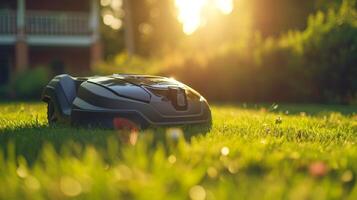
0;122;212;165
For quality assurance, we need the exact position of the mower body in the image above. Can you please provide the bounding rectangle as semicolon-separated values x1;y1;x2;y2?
41;74;211;128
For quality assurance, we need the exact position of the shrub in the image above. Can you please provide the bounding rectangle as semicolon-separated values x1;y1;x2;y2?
11;67;50;99
280;0;357;103
93;53;161;75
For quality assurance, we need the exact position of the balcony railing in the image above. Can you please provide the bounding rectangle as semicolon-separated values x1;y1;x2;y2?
26;11;91;35
0;10;92;36
0;11;16;35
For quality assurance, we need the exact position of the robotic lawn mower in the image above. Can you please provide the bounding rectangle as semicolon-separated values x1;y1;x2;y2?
42;74;211;128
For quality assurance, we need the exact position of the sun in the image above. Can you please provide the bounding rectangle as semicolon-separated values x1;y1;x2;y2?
175;0;234;35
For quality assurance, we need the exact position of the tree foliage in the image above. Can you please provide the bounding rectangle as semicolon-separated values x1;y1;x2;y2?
97;0;357;103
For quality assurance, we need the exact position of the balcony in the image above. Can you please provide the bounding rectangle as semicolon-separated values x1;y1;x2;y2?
26;11;91;35
0;10;97;46
0;11;16;35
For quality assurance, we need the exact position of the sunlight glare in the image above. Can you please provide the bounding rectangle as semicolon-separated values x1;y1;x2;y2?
175;0;206;35
216;0;233;14
175;0;234;35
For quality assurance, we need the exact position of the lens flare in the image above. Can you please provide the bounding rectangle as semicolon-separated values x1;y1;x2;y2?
216;0;233;14
175;0;234;35
175;0;206;35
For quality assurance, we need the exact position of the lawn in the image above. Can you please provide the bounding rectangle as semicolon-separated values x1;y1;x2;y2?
0;102;356;199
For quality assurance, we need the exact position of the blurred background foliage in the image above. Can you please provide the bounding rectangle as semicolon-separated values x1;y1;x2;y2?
97;0;357;104
3;0;356;104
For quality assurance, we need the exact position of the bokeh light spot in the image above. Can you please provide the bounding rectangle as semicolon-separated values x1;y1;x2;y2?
60;176;82;197
341;170;353;182
168;154;177;164
207;166;218;178
100;0;111;7
221;146;229;156
189;185;206;200
166;127;184;141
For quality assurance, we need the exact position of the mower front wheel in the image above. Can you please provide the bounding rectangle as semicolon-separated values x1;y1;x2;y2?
47;101;57;125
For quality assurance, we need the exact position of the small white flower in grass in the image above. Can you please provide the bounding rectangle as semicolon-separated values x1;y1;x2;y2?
189;185;206;200
221;146;229;156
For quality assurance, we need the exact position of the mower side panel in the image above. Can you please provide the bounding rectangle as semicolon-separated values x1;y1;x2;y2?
41;75;76;123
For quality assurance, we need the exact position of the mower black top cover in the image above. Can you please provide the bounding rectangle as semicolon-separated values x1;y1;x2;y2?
42;74;211;128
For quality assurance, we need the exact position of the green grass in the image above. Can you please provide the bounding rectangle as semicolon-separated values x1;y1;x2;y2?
0;102;356;200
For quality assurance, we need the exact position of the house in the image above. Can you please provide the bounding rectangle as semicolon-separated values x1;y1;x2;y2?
0;0;102;85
